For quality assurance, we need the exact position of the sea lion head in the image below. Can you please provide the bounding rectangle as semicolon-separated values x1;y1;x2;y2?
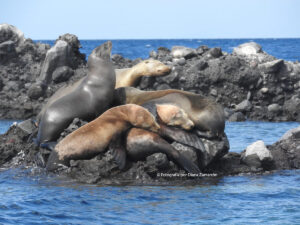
136;59;171;76
156;104;194;130
128;104;160;133
88;41;112;65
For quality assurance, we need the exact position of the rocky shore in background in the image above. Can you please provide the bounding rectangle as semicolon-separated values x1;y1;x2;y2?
0;24;299;122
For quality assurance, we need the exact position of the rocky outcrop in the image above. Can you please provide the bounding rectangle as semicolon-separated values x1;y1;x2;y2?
0;122;299;184
0;118;229;184
0;25;86;118
141;43;300;122
206;126;300;175
0;24;299;122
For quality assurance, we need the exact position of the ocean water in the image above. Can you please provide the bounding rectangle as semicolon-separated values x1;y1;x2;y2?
0;120;299;224
1;39;300;224
36;38;300;62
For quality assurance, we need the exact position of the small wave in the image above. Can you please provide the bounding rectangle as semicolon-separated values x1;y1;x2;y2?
145;44;151;47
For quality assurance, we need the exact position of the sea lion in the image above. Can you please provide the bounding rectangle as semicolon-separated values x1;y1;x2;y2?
115;59;171;88
46;104;160;171
36;59;170;126
125;128;201;174
114;87;225;138
109;104;204;173
36;41;115;145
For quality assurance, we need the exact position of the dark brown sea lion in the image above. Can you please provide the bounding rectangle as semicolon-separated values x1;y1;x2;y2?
46;104;160;171
36;59;170;126
125;128;201;174
36;41;115;145
114;87;225;138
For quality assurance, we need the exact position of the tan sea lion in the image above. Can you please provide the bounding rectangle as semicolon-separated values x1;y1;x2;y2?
114;87;225;138
36;59;171;126
35;41;115;145
46;104;160;171
109;104;204;173
115;59;171;88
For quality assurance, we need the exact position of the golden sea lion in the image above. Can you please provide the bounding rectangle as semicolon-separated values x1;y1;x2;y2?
109;104;203;173
115;59;171;88
36;59;171;126
114;87;225;138
46;104;160;171
35;41;115;145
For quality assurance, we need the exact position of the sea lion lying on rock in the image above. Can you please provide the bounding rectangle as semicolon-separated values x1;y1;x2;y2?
114;87;225;138
46;104;160;171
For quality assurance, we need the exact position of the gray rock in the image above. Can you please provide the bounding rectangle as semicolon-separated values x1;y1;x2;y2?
258;59;284;73
283;95;300;121
207;47;222;58
260;87;269;94
157;47;170;57
233;42;262;56
267;103;281;113
173;57;186;65
156;83;171;90
0;78;3;91
235;99;252;112
17;119;36;136
224;107;234;119
193;60;208;71
52;66;74;83
228;112;246;122
4;81;20;92
27;83;45;100
241;140;273;169
37;40;71;86
0;24;25;45
149;50;157;58
171;46;197;59
196;45;209;55
57;33;81;49
0;40;16;55
146;153;170;170
210;89;218;97
279;126;300;141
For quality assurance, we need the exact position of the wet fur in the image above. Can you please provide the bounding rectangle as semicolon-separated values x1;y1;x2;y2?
47;104;160;169
126;128;201;174
36;42;115;144
115;87;225;137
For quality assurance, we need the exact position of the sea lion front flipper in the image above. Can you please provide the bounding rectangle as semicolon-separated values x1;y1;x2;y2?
159;124;206;154
109;136;127;170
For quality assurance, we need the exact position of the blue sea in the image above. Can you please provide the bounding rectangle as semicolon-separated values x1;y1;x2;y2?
1;39;300;224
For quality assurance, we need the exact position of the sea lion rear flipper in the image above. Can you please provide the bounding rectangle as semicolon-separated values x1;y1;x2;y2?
172;153;201;174
157;139;201;174
159;124;206;154
109;136;127;170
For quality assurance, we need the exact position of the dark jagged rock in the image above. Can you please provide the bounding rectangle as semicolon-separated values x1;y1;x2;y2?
0;24;299;122
1;123;299;185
